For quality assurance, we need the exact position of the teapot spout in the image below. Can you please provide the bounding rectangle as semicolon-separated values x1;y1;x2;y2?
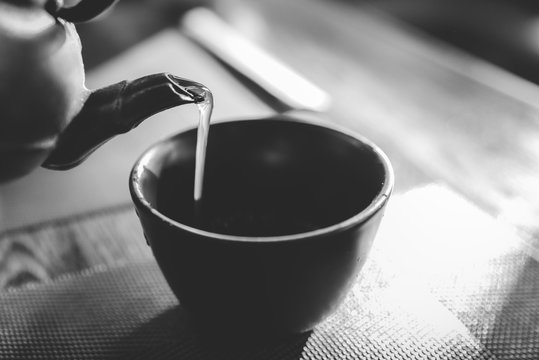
42;73;208;170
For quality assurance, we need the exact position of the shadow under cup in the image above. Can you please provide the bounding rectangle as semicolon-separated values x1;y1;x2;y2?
130;116;393;338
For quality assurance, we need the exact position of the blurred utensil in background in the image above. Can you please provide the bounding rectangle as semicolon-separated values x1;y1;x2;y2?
180;7;332;113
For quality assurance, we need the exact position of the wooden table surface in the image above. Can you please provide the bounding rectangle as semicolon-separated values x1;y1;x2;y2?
1;0;539;357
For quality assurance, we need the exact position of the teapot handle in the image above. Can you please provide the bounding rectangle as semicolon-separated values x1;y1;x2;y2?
51;0;119;23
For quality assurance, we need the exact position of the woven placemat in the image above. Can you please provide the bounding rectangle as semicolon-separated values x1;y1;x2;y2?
0;259;492;360
372;185;539;360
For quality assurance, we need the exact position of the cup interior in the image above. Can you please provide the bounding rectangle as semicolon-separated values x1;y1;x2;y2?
132;117;391;238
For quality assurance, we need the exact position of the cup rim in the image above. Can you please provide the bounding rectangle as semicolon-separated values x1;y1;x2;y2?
130;116;394;243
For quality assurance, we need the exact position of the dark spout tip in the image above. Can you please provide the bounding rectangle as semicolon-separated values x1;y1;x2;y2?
187;88;207;103
167;74;209;104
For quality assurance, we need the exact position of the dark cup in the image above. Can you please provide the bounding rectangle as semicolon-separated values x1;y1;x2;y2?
129;115;393;339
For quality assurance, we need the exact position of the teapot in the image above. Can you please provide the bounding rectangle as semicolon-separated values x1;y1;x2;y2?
0;0;207;183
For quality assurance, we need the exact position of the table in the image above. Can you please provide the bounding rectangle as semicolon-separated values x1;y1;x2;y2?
1;0;538;358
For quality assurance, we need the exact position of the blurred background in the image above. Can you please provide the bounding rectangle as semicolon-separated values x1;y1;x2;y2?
80;0;539;85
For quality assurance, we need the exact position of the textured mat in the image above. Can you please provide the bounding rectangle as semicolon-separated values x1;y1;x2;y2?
373;185;539;360
0;260;491;360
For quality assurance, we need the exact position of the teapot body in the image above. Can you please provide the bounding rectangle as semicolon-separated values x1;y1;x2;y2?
0;3;88;181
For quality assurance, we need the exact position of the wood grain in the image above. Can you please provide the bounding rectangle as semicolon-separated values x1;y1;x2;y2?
0;205;151;290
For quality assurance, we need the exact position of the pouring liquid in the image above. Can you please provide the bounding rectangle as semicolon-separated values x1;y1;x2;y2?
191;87;214;218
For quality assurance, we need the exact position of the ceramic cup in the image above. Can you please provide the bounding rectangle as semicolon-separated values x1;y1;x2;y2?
129;114;393;339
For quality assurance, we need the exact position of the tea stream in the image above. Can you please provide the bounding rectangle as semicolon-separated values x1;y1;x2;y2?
188;85;213;216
